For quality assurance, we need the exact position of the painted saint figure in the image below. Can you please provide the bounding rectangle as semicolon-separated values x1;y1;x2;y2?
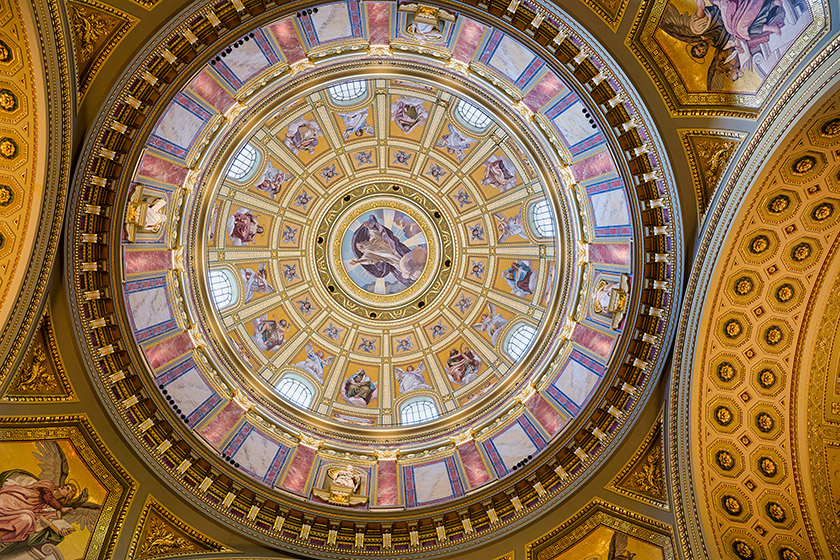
341;370;377;406
482;155;517;193
494;210;526;242
395;363;432;393
251;315;288;352
253;162;292;199
294;343;334;381
284;118;323;155
502;260;536;298
391;98;429;134
445;345;482;385
228;208;264;246
349;215;427;288
239;263;274;302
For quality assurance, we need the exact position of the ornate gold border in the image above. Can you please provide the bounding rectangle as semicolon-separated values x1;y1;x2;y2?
606;413;668;510
526;497;676;560
127;495;236;559
0;414;136;559
677;129;746;219
582;0;630;32
626;0;829;117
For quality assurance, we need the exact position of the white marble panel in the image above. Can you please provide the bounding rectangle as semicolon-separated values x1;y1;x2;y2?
492;422;537;471
154;102;205;150
233;430;278;479
413;462;453;503
489;35;534;81
223;40;270;83
166;367;213;415
590;189;630;227
128;286;171;330
553;359;599;406
553;100;594;147
310;3;352;42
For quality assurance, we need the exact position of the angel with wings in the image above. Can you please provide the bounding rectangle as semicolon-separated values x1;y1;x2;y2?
0;441;100;556
294;343;334;382
608;531;636;560
395;363;432;393
493;211;526;242
472;303;508;346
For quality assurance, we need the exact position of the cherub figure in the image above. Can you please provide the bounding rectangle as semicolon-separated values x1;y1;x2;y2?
323;323;343;341
294;191;313;211
429;321;447;339
296;297;313;316
456;295;473;313
393;150;411;165
282;225;298;244
358;338;376;353
469;223;485;241
395;337;414;352
320;164;337;184
355;151;373;167
469;261;485;279
427;164;446;182
453;189;472;208
283;263;299;282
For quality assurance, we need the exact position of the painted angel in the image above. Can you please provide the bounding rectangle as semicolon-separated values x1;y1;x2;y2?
608;531;636;560
240;263;274;302
482;155;517;192
251;315;288;352
338;109;374;139
294;343;334;382
395;363;432;393
254;161;292;199
227;208;264;246
472;303;508;345
494;211;526;242
436;124;474;161
0;441;100;556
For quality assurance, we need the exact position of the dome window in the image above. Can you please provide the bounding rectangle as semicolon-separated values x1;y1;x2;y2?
328;80;367;103
400;397;439;425
530;199;555;238
504;323;537;362
226;144;259;181
456;99;492;131
276;375;315;408
208;269;238;310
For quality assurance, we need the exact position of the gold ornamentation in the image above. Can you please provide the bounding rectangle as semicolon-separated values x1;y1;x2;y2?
129;496;234;559
2;308;76;402
67;0;137;100
312;465;369;506
607;417;668;509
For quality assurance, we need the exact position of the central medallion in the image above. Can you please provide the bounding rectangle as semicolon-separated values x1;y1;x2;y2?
314;183;455;321
340;208;428;296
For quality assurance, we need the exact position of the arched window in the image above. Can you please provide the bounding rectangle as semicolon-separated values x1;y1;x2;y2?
530;199;555;238
276;375;314;408
456;99;492;131
208;269;238;310
504;323;537;362
227;144;259;181
400;397;439;425
327;80;367;103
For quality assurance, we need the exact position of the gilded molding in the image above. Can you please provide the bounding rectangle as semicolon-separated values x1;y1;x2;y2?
128;495;236;559
607;414;668;510
677;129;745;218
526;497;676;560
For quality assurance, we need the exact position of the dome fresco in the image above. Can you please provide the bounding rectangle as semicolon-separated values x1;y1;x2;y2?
199;75;562;428
66;0;682;556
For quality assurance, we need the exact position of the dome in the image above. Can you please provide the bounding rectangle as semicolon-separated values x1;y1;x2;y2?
65;0;682;556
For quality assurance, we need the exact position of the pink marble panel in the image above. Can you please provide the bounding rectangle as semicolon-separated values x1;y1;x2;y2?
376;459;398;506
571;324;614;359
525;394;567;437
281;444;316;494
268;19;306;63
188;71;235;114
523;71;566;113
452;19;487;63
125;250;173;275
570;150;615;183
366;3;389;45
457;440;491;488
137;153;189;186
588;243;630;266
145;331;194;370
200;400;246;449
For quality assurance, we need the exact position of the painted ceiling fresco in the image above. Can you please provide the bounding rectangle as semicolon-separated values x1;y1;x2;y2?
64;0;683;556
